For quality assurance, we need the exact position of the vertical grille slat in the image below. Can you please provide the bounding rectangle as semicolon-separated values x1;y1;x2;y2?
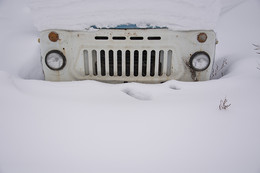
162;50;167;75
83;50;89;75
167;50;173;76
96;50;101;76
108;50;114;76
125;50;130;76
113;50;117;76
142;50;147;77
92;50;97;76
138;51;142;76
146;51;151;77
130;50;134;76
150;50;155;76
154;50;160;76
117;50;122;76
122;50;126;76
100;50;106;76
83;49;173;78
134;50;139;77
88;50;93;75
105;50;109;76
159;50;164;76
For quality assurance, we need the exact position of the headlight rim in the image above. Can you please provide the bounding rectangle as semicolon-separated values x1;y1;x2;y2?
189;51;211;71
45;50;66;71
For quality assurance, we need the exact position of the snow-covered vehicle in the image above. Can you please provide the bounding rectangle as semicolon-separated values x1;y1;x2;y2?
36;0;219;83
40;26;216;83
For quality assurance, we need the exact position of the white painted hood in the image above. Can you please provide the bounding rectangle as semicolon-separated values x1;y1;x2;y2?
28;0;221;31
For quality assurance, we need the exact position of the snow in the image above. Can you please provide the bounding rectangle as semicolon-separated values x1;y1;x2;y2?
1;0;260;173
28;0;221;31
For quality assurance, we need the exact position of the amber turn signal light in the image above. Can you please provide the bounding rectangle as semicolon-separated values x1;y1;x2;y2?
197;33;207;43
48;32;59;42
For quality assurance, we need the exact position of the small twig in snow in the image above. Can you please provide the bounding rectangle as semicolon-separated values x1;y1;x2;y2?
253;44;260;54
211;58;228;78
219;97;231;110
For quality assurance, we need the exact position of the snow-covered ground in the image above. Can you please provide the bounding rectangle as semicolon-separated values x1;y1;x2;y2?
28;0;221;31
0;0;260;173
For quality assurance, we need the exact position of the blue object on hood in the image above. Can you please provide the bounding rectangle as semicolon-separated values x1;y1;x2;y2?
89;24;167;29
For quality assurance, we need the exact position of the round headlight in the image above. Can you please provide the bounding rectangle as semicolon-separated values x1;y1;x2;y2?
45;50;66;70
189;52;210;71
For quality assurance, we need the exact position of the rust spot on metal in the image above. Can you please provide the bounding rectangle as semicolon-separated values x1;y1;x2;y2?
38;38;40;43
48;32;59;42
197;33;207;43
185;60;198;81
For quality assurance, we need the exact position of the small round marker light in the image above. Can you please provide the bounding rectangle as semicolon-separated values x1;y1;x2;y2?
197;33;207;43
48;32;59;42
45;50;66;71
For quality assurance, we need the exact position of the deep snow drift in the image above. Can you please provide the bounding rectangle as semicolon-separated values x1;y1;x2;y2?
0;0;260;173
28;0;221;31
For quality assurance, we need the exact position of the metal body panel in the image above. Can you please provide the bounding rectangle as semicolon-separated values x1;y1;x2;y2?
40;29;216;83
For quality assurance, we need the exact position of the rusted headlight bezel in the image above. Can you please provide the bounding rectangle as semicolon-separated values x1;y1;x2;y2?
189;51;210;71
45;50;66;71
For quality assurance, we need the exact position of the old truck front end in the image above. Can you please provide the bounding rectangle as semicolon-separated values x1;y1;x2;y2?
40;28;216;83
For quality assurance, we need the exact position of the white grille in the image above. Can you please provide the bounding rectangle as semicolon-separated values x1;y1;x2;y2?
83;49;173;78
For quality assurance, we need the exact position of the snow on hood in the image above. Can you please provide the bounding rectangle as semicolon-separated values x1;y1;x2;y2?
27;0;221;31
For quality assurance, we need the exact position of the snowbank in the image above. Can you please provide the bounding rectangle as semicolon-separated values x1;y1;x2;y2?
1;55;260;173
27;0;221;31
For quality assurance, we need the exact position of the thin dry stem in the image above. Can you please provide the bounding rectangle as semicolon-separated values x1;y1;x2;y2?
219;97;231;110
211;58;228;78
253;44;260;54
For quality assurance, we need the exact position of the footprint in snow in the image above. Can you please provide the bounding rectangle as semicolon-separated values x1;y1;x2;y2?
122;88;152;101
169;85;181;90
